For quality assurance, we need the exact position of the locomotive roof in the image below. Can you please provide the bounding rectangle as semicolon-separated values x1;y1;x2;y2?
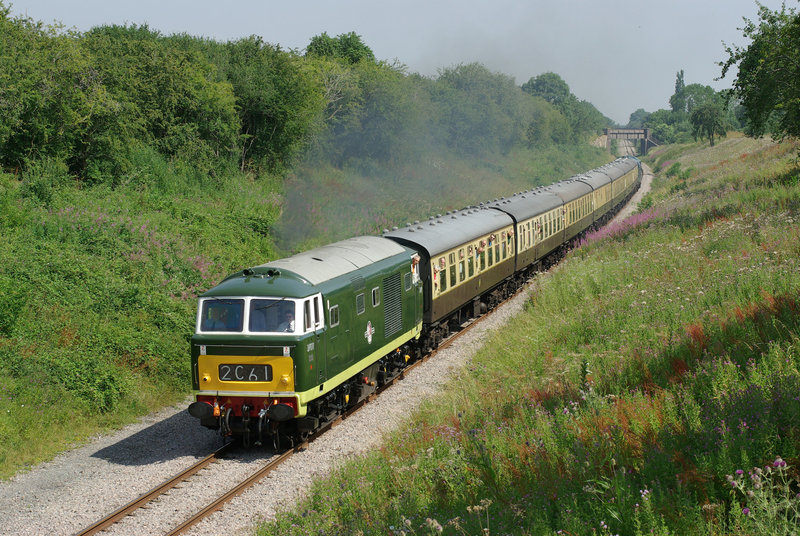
383;207;512;257
259;236;409;286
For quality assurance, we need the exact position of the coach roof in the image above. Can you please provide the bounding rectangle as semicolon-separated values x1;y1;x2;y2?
383;207;513;257
487;188;563;222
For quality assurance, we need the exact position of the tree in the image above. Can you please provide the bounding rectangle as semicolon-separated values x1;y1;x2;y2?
669;70;686;113
521;72;571;106
82;24;239;177
306;32;375;64
436;63;530;155
681;84;718;114
627;108;651;128
690;101;727;146
720;3;800;140
223;36;324;171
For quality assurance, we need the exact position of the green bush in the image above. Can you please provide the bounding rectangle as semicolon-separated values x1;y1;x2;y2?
665;161;682;177
19;157;70;206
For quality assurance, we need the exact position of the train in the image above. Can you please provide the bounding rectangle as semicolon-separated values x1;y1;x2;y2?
187;156;643;447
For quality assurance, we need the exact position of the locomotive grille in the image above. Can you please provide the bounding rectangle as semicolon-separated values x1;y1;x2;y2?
350;275;365;290
383;273;402;337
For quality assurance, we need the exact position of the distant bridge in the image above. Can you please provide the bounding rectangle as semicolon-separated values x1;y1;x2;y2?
603;128;658;155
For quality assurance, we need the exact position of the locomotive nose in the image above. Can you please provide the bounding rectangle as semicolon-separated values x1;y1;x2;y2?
188;401;214;419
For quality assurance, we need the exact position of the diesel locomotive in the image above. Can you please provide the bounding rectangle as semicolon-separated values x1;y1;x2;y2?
187;156;642;447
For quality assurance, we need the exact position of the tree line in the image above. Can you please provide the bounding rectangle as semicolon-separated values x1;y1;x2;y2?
628;3;800;149
0;3;610;186
626;70;737;147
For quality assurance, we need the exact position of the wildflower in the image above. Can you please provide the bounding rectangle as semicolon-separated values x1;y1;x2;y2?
742;507;750;516
425;518;443;533
736;469;744;475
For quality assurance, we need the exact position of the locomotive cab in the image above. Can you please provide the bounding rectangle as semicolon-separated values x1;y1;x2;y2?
190;291;327;444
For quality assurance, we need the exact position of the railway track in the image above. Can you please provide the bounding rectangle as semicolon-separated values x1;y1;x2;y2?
73;303;489;536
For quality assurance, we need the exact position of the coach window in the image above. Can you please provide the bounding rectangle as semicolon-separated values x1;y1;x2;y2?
459;259;465;282
480;250;486;271
449;263;456;287
440;266;447;292
356;293;365;315
329;304;340;327
468;256;474;277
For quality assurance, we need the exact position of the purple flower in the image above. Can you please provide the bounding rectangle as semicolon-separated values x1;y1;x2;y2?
742;507;750;516
736;469;744;475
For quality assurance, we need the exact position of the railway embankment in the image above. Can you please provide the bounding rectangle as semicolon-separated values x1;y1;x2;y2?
256;135;800;535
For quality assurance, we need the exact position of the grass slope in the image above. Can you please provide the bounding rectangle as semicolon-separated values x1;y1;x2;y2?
257;136;800;535
0;152;282;478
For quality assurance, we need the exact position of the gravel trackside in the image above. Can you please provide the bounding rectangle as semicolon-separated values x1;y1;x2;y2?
0;293;527;536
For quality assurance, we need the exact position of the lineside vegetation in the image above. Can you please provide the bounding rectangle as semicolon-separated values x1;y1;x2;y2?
258;137;800;535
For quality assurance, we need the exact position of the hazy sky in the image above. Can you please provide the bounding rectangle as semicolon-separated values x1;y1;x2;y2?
6;0;791;124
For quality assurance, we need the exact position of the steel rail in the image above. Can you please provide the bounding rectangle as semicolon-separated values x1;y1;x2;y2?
165;446;297;536
73;442;234;536
161;295;498;535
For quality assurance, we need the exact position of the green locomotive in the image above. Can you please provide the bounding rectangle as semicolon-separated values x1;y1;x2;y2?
188;236;422;446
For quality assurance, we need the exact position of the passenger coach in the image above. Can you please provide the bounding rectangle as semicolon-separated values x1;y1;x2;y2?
383;208;515;349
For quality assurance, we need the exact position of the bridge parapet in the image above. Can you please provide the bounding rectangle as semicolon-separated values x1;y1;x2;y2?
603;128;658;155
